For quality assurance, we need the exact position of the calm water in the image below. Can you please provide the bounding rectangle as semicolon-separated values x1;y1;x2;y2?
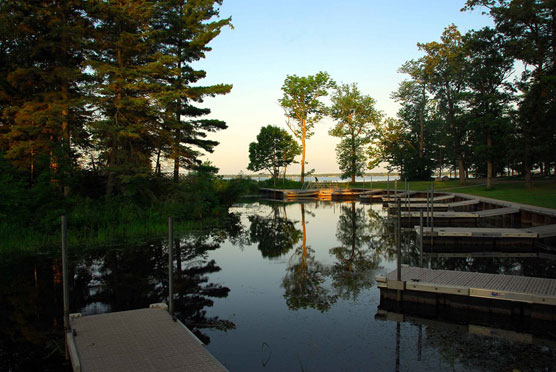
2;200;556;371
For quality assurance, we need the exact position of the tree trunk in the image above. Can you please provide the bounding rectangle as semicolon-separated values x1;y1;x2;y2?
419;86;425;160
106;143;117;196
351;135;356;183
155;147;161;176
457;154;466;185
524;139;533;189
487;133;493;189
300;129;306;184
173;154;179;182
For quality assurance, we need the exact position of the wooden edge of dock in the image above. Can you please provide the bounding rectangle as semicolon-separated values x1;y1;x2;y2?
66;332;81;372
376;267;556;307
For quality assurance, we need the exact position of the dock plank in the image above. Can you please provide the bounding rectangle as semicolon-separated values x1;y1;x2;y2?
417;227;539;239
70;308;227;372
526;224;556;238
380;267;556;306
475;207;520;217
447;200;480;208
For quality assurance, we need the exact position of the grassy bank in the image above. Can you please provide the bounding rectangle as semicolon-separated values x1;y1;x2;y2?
0;172;258;253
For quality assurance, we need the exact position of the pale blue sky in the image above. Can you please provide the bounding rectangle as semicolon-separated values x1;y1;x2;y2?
194;0;492;175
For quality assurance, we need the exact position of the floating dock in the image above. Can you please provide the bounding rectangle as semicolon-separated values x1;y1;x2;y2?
67;306;227;372
377;266;556;320
415;224;556;246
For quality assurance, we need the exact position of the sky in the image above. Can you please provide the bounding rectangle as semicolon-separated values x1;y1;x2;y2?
192;0;493;175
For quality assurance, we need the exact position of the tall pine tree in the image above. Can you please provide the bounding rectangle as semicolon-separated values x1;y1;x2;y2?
152;0;232;182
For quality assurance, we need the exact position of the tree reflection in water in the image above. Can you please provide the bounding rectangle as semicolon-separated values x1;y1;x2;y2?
329;202;381;301
248;204;301;258
72;223;239;345
282;204;337;312
172;234;235;344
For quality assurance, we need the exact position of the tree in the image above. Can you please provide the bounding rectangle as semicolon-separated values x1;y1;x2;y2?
87;0;161;195
329;83;381;183
464;0;556;187
152;0;232;182
247;125;300;186
394;58;433;179
418;25;469;184
0;0;91;184
279;72;335;183
462;27;514;189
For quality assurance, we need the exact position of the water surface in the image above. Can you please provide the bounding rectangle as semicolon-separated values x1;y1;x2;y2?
2;200;556;371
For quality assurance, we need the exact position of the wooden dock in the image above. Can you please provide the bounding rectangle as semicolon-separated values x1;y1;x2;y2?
415;224;556;240
67;306;227;372
386;199;480;211
377;266;556;320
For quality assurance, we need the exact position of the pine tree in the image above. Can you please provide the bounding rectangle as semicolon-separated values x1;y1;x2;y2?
152;0;232;182
0;0;91;184
87;0;161;195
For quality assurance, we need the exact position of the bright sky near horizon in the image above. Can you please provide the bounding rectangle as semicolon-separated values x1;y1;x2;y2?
194;0;493;175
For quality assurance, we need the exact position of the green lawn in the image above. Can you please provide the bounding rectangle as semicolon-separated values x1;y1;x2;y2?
360;179;556;209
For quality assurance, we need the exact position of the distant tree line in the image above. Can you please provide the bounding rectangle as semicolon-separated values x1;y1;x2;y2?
381;0;556;188
0;0;231;196
250;1;556;188
249;73;382;184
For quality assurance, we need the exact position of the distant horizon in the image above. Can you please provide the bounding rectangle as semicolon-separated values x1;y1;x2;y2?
196;0;492;175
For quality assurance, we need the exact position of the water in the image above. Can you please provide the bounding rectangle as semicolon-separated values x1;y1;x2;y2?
2;200;556;371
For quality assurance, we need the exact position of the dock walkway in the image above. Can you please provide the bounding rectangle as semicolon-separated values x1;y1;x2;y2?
67;306;227;372
416;224;556;239
377;266;556;307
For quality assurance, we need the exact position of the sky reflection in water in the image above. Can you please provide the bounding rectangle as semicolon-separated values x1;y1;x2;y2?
201;201;556;371
2;200;556;371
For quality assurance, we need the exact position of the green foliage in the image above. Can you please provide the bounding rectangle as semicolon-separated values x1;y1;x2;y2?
463;0;556;187
247;125;300;185
151;0;232;181
279;71;335;182
329;83;381;182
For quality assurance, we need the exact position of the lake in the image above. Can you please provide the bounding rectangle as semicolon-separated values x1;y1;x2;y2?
2;200;556;371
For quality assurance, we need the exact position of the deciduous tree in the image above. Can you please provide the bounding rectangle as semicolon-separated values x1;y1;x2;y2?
329;83;381;183
279;72;335;183
247;125;300;186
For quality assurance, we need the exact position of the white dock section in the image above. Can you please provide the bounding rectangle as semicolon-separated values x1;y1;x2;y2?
68;307;227;372
416;226;538;238
377;266;556;306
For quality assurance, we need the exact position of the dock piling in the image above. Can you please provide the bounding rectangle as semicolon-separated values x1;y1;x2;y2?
431;183;435;246
168;216;174;316
419;210;423;267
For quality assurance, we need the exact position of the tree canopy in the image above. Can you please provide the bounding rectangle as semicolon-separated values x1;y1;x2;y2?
279;71;335;183
247;125;300;186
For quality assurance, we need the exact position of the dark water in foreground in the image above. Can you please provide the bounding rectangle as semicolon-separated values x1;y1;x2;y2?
2;200;556;371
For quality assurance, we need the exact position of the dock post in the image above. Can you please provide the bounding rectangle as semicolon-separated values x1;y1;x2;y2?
419;209;423;267
431;182;435;246
168;216;174;316
387;173;390;198
396;199;402;302
62;215;70;333
425;189;430;226
407;183;411;227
